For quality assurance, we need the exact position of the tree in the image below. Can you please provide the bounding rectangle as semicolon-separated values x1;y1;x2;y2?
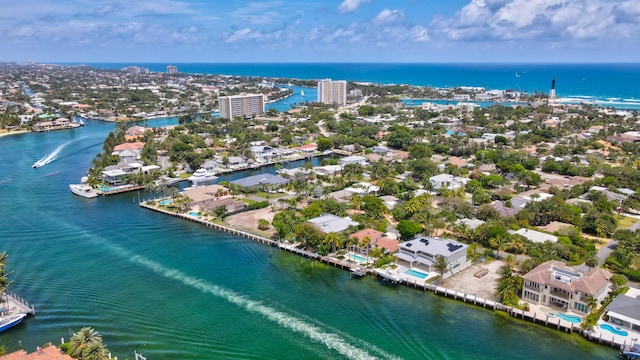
294;222;325;249
396;220;422;240
324;232;344;253
257;219;270;230
317;137;333;152
68;327;103;359
434;255;448;278
585;254;599;271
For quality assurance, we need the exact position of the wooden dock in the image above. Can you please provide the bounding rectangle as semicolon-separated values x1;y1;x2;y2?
100;185;145;196
140;201;625;351
2;291;35;316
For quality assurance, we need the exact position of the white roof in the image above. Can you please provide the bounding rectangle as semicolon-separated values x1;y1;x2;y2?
510;228;558;243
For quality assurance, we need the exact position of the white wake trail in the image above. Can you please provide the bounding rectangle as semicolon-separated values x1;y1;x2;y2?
34;138;82;167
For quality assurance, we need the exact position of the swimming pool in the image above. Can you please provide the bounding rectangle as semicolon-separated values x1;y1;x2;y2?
159;199;173;206
188;211;201;218
600;324;628;336
405;269;428;279
348;253;367;262
557;313;582;324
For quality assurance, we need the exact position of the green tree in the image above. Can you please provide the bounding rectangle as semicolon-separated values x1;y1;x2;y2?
294;222;325;249
68;327;103;359
396;220;422;240
317;137;333;151
257;219;270;230
434;255;448;278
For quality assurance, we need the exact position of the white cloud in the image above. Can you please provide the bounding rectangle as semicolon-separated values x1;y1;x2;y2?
374;9;404;24
338;0;369;13
433;0;640;42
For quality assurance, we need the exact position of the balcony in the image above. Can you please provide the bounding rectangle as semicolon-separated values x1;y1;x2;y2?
550;289;571;300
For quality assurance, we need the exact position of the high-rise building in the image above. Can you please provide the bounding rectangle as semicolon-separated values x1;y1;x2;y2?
317;79;347;106
218;93;265;119
167;65;178;74
549;77;556;100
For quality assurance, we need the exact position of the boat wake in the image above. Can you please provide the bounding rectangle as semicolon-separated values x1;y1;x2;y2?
126;253;400;360
33;139;83;168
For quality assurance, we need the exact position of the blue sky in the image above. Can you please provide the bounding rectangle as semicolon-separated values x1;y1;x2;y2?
2;0;639;63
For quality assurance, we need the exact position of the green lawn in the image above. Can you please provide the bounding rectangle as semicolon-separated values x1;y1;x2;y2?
616;215;638;229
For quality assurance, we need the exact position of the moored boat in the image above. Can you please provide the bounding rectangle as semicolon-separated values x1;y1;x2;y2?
69;183;99;198
187;168;218;185
0;313;26;333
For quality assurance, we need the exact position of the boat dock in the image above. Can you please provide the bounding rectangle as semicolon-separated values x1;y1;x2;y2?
140;200;627;352
2;292;35;316
100;185;145;196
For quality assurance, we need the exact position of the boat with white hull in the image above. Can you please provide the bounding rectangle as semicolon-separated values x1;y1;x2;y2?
188;168;218;184
0;313;26;333
69;183;99;198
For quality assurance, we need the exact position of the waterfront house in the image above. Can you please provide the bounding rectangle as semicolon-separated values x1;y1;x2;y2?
396;236;469;274
101;163;160;185
124;125;152;141
181;184;245;213
603;294;640;332
117;149;141;164
339;155;368;167
350;228;398;254
521;260;611;313
230;173;290;191
112;142;145;154
307;214;358;234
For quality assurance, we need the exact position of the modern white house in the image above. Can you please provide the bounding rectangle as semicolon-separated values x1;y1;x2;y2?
521;260;611;314
428;174;468;191
396;236;470;274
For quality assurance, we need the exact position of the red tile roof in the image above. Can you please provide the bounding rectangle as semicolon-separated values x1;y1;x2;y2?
1;345;73;360
113;142;145;152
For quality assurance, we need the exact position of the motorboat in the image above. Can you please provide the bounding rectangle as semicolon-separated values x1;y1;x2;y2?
32;161;43;168
69;183;99;198
187;168;218;184
0;313;26;333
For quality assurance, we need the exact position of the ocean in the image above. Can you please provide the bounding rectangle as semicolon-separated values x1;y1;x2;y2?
71;63;640;110
0;63;624;359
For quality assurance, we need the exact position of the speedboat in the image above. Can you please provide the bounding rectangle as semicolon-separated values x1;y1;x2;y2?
69;183;99;198
0;313;26;333
33;161;43;168
187;168;217;184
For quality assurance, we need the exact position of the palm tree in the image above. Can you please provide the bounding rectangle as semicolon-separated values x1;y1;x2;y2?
434;256;448;278
324;232;343;253
489;234;508;259
81;342;109;360
361;236;371;259
585;254;599;271
68;327;103;359
503;254;517;272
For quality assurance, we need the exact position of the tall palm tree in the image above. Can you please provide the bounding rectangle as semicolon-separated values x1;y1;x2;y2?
81;342;109;360
68;327;103;359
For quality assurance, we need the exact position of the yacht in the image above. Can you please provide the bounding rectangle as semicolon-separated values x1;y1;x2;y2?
300;90;305;97
188;168;218;184
69;183;99;198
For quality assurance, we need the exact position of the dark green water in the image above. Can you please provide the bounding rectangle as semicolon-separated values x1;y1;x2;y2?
0;119;615;359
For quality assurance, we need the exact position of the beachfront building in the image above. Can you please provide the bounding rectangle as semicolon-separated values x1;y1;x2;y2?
396;236;469;274
317;79;347;106
521;260;611;314
167;65;178;74
218;93;265;120
101;163;160;185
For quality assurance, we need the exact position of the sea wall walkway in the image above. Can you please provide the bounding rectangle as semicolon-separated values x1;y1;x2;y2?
2;291;35;316
140;202;626;352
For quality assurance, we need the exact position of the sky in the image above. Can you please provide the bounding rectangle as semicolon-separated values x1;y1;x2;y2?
1;0;639;63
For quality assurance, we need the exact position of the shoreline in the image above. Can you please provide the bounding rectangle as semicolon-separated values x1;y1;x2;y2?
0;130;30;138
140;199;626;352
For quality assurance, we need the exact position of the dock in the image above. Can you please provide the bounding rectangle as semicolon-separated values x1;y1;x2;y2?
2;291;35;316
140;200;627;352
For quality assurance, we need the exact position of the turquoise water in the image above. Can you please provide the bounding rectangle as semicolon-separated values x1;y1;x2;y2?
601;324;628;336
0;121;617;358
71;63;640;109
159;199;173;206
187;211;201;218
405;269;429;279
348;253;367;263
557;313;582;324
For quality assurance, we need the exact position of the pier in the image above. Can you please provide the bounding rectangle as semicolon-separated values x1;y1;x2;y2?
140;201;626;351
2;291;35;316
